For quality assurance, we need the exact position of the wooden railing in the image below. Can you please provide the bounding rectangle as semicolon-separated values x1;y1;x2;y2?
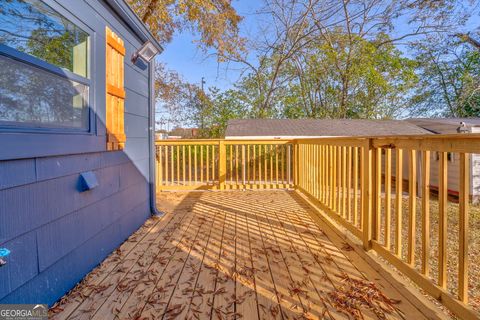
155;135;480;319
155;140;294;190
296;134;480;320
295;138;369;239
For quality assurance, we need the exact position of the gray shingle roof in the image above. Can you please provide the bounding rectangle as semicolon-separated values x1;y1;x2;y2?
225;119;432;137
406;118;480;134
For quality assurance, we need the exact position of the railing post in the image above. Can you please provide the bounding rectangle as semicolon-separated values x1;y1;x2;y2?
219;141;226;190
361;139;374;250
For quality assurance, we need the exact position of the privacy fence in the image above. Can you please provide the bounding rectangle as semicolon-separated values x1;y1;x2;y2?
155;135;480;319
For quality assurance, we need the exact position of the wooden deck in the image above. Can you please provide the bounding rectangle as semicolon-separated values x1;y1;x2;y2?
50;190;443;320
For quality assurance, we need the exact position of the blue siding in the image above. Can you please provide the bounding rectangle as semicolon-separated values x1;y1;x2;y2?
0;160;36;190
0;0;153;306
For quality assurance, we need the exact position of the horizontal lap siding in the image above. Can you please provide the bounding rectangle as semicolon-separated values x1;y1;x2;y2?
0;0;151;305
383;150;473;197
472;154;480;202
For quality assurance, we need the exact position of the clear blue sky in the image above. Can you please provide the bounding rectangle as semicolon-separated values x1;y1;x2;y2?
156;0;263;91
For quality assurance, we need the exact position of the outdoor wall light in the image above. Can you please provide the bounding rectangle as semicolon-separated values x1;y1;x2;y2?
132;41;160;63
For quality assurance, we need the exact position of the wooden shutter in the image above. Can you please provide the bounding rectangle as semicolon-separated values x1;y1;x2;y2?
105;26;126;151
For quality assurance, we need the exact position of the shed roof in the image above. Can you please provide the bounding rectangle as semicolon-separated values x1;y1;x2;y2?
406;118;480;134
225;119;432;137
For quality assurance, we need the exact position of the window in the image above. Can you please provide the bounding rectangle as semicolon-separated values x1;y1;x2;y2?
0;0;90;130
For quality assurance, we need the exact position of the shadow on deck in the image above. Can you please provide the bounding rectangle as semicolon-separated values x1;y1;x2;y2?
50;190;446;319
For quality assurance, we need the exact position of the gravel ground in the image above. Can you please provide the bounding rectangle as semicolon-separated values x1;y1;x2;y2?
374;195;480;315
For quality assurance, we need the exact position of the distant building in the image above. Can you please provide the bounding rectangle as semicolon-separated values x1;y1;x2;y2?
406;118;480;202
225;119;431;139
406;118;480;134
169;127;199;139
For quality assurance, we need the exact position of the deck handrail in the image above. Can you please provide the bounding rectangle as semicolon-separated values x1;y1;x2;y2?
155;134;480;319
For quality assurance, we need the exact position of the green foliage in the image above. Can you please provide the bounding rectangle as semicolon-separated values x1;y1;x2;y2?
27;30;79;72
238;33;418;120
193;88;249;138
411;39;480;117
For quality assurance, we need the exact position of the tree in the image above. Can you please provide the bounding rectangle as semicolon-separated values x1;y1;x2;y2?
127;0;244;59
154;63;201;130
411;37;480;117
222;0;475;119
191;88;250;138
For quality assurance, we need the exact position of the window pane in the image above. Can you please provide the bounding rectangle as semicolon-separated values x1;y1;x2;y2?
0;55;89;129
0;0;89;77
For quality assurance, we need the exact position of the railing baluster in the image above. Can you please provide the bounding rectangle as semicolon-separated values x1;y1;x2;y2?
200;145;204;183
375;148;382;240
395;149;403;257
263;145;267;187
421;150;430;276
458;152;469;303
327;145;330;205
385;148;392;250
288;144;292;185
347;146;352;222
194;145;197;184
407;149;417;266
176;145;180;185
438;151;448;288
353;147;359;227
212;144;216;182
282;144;285;186
164;146;168;185
188;145;192;185
236;145;240;185
258;145;262;187
253;145;256;186
230;145;233;184
206;145;210;184
182;145;186;186
170;145;174;185
269;145;273;185
333;146;337;211
342;146;347;217
219;141;226;189
247;145;250;184
242;145;246;186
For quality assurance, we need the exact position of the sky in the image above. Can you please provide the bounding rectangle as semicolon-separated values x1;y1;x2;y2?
156;0;263;92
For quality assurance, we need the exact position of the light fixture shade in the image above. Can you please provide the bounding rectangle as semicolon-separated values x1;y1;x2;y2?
132;41;159;63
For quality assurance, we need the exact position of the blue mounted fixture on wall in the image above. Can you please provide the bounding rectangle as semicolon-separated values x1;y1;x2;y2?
78;171;99;192
0;248;11;267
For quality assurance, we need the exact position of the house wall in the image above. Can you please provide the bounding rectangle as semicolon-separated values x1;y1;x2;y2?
471;128;480;204
0;0;152;306
385;150;477;201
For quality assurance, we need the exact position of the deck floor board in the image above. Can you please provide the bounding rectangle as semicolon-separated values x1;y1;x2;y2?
51;191;439;320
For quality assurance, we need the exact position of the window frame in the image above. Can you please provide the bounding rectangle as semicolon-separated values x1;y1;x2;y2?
0;0;95;134
0;0;107;160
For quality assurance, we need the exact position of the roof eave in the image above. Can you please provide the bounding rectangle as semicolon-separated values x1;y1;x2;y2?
108;0;164;53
